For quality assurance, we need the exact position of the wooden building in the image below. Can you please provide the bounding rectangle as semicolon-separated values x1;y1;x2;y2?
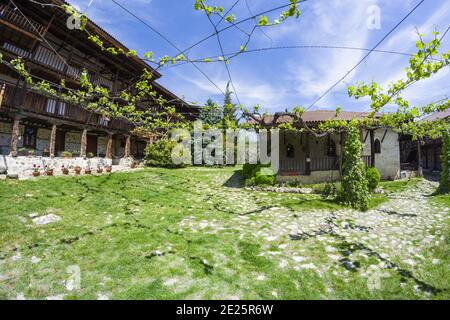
0;0;198;160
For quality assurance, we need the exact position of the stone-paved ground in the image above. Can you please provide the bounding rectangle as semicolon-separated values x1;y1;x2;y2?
177;176;448;297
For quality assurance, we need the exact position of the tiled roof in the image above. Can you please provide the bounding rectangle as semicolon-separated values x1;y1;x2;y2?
422;109;450;121
249;110;376;125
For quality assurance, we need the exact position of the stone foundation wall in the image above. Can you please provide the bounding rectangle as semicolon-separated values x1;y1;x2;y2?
1;155;113;178
277;170;341;184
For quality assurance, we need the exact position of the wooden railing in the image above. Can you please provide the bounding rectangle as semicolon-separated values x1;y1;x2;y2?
1;84;134;132
310;157;339;171
280;159;306;174
0;3;45;37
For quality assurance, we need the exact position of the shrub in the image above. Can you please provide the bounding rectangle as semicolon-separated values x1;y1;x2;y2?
242;164;275;186
254;172;276;186
242;163;260;179
145;139;185;168
438;129;450;194
322;182;338;199
338;123;369;211
61;151;72;158
366;167;381;191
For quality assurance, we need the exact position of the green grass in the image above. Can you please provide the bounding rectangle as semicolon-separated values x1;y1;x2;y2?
0;168;447;300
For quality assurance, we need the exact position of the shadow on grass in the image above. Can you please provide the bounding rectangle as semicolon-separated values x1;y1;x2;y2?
222;170;244;188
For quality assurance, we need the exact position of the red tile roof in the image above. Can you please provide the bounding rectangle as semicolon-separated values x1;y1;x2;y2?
248;110;376;125
422;109;450;121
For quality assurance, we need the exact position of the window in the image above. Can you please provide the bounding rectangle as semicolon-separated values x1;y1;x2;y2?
374;139;381;154
99;116;110;127
286;144;295;158
327;137;337;157
23;126;37;149
58;103;66;116
46;99;56;114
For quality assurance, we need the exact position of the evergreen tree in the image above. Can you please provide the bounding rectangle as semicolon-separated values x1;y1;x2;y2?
223;82;237;127
199;98;222;126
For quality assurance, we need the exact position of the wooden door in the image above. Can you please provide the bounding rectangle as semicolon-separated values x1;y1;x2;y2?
87;135;98;156
55;131;65;154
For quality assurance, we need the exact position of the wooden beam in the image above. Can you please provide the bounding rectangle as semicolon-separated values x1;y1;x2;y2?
124;135;131;158
0;19;42;41
381;129;388;143
0;84;5;110
370;129;375;167
10;115;23;157
80;129;87;158
49;123;57;157
105;133;113;159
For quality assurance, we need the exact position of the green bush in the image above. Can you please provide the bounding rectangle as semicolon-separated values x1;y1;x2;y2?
366;167;381;191
242;163;275;186
242;163;260;179
254;172;276;186
145;139;185;168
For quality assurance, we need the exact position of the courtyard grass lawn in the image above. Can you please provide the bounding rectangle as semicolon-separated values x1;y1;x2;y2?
0;167;448;300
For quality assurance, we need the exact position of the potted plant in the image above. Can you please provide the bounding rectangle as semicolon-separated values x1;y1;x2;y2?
61;151;72;158
27;149;35;157
18;148;27;156
105;165;112;173
32;164;40;177
74;166;81;175
96;165;103;174
85;167;92;175
61;165;69;175
87;152;95;159
45;165;54;176
72;150;80;157
130;161;138;169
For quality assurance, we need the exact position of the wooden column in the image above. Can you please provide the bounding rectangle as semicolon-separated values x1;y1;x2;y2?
124;135;131;158
80;129;88;158
10;116;21;157
305;133;311;175
49;124;57;158
417;139;423;177
0;84;5;110
105;133;113;159
369;129;375;167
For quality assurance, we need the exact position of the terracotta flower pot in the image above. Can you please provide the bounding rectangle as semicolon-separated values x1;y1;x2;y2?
62;169;69;175
74;167;81;175
106;167;112;173
32;171;40;177
46;170;54;176
97;169;103;174
85;169;92;175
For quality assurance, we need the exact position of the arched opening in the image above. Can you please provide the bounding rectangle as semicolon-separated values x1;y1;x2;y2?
374;139;381;154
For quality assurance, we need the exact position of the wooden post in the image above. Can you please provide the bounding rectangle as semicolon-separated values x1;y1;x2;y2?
49;123;57;157
10;116;21;157
339;132;344;178
0;84;5;110
124;135;131;158
80;129;88;158
105;133;113;159
369;129;375;167
417;139;423;177
305;133;311;175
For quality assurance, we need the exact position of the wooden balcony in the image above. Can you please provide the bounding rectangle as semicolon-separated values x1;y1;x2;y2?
1;84;134;133
0;3;45;39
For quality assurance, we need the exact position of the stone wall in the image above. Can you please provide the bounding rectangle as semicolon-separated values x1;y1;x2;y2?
362;128;400;180
277;170;341;184
1;155;112;178
65;131;82;154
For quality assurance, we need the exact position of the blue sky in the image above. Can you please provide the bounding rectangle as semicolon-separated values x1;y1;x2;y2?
67;0;450;113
